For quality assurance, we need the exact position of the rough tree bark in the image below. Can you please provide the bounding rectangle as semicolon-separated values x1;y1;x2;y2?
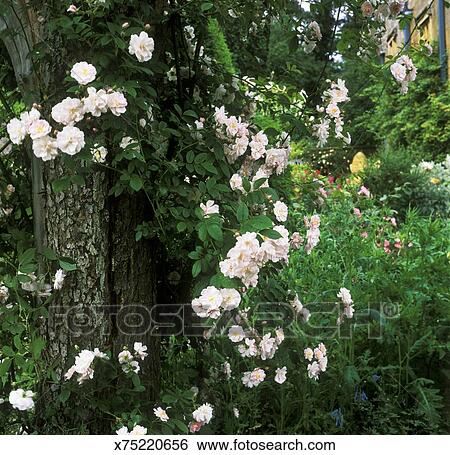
1;0;161;432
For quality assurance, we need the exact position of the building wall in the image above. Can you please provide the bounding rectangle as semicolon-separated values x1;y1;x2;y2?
386;0;449;77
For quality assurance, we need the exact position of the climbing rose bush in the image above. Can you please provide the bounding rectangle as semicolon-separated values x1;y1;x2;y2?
0;0;425;435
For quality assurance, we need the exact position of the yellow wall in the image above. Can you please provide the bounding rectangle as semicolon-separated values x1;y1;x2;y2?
386;1;450;77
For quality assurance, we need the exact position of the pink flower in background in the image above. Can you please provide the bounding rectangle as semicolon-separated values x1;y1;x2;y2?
189;421;204;433
358;186;371;197
200;200;219;217
318;187;328;198
394;240;402;249
383;240;391;254
390;217;397;227
353;208;362;218
290;232;303;249
360;231;368;238
361;1;373;17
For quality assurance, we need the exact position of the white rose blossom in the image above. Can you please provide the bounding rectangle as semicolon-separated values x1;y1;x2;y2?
106;91;128;116
305;215;321;255
70;62;97;85
20;108;41;132
28;119;51;140
52;97;84;125
229;173;244;192
274;366;287;384
83;87;108;117
220;288;241;311
32;135;58;161
223;361;232;379
118;347;143;374
7;118;27;145
134;342;148;360
91;145;108;163
305;343;328;380
200;200;219;217
273;200;288;222
390;55;417;94
192;286;223;319
238;338;258;357
153;407;169;422
65;348;108;384
192;403;213;424
242;368;266;388
228;325;245;343
56;126;85;155
53;269;66;290
0;284;9;303
9;389;35;411
313;79;350;146
120;424;148;435
129;31;155;62
337;287;355;324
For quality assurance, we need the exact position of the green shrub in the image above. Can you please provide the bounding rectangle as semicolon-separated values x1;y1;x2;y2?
154;175;450;435
361;51;450;162
207;18;236;76
361;149;449;219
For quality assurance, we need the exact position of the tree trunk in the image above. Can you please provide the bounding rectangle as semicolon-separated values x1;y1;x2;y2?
1;0;160;433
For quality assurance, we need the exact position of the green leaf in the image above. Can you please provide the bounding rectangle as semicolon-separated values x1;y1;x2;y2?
201;2;214;12
241;215;273;233
0;359;12;380
59;388;71;404
183;110;198;118
186;150;195;163
2;346;14;357
236;202;249;222
59;259;77;271
161;393;178;404
17;274;32;283
52;177;71;193
253;177;268;191
19;262;37;274
210;273;240;289
31;337;45;359
242;177;251;193
132;373;145;391
18;248;37;274
130;175;144;192
71;174;85;186
42;247;58;261
260;229;282;239
177;222;187;232
198;223;208;242
207;222;223;242
192;260;202;278
202;160;218;174
13;335;22;350
172;419;188;434
188;248;202;260
19;248;36;265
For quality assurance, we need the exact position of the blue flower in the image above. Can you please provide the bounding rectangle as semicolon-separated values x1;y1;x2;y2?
330;408;344;428
372;373;381;383
354;386;369;401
